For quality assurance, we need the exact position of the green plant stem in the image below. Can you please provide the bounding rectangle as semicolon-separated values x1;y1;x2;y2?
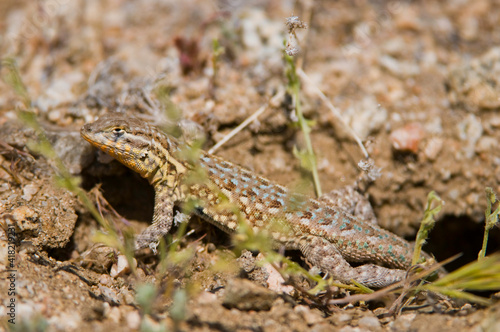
412;191;443;265
478;188;500;259
285;53;322;197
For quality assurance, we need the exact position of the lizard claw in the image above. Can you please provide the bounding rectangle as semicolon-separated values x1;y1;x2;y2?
173;211;190;226
149;241;159;254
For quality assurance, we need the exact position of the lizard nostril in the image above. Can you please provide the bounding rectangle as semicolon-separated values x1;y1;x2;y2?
81;125;93;136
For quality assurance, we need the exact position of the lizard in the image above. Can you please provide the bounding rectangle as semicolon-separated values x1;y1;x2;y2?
81;113;432;288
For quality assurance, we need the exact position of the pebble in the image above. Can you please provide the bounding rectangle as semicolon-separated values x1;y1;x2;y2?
264;262;294;295
222;278;278;311
294;305;324;325
21;183;40;201
99;274;113;286
126;309;141;330
197;291;218;305
475;136;496;154
490;115;500;128
48;311;82;331
110;255;137;278
119;286;136;305
98;285;120;304
11;206;39;232
390;123;424;153
358;315;381;330
424;137;444;161
457;114;483;159
380;55;421;77
108;306;121;324
392;312;417;331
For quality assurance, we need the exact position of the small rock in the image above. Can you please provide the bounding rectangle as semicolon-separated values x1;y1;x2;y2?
119;286;136;305
48;109;62;122
237;251;269;287
380;55;420;77
206;242;216;253
108;306;121;323
476;136;496;154
222;278;278;311
197;291;218;305
263;262;294;295
490;115;500;128
337;313;354;324
466;192;480;206
98;285;120;304
394;6;422;30
392;312;417;331
126;309;141;330
424;137;444;161
21;183;40;201
136;268;146;280
99;274;113;286
358;315;381;330
311;323;336;332
448;189;460;201
457;114;483;159
237;249;256;273
11;206;39;232
110;255;137;278
390;123;425;153
48;311;82;331
458;303;473;315
47;131;95;174
294;305;324;325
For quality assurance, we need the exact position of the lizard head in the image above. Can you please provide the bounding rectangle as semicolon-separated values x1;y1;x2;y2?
81;113;178;180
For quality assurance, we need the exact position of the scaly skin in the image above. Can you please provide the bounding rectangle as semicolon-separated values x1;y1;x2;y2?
81;113;426;287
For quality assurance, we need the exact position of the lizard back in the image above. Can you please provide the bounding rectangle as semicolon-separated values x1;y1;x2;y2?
190;152;412;270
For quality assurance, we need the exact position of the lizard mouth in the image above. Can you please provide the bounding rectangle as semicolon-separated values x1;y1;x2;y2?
80;127;105;150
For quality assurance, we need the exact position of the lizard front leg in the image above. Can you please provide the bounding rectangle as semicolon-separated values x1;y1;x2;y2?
135;185;179;251
298;235;407;288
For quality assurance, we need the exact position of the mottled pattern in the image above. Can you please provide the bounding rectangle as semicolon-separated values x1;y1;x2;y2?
81;114;421;287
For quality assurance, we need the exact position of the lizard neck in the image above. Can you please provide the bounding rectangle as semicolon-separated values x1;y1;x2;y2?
147;137;189;187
